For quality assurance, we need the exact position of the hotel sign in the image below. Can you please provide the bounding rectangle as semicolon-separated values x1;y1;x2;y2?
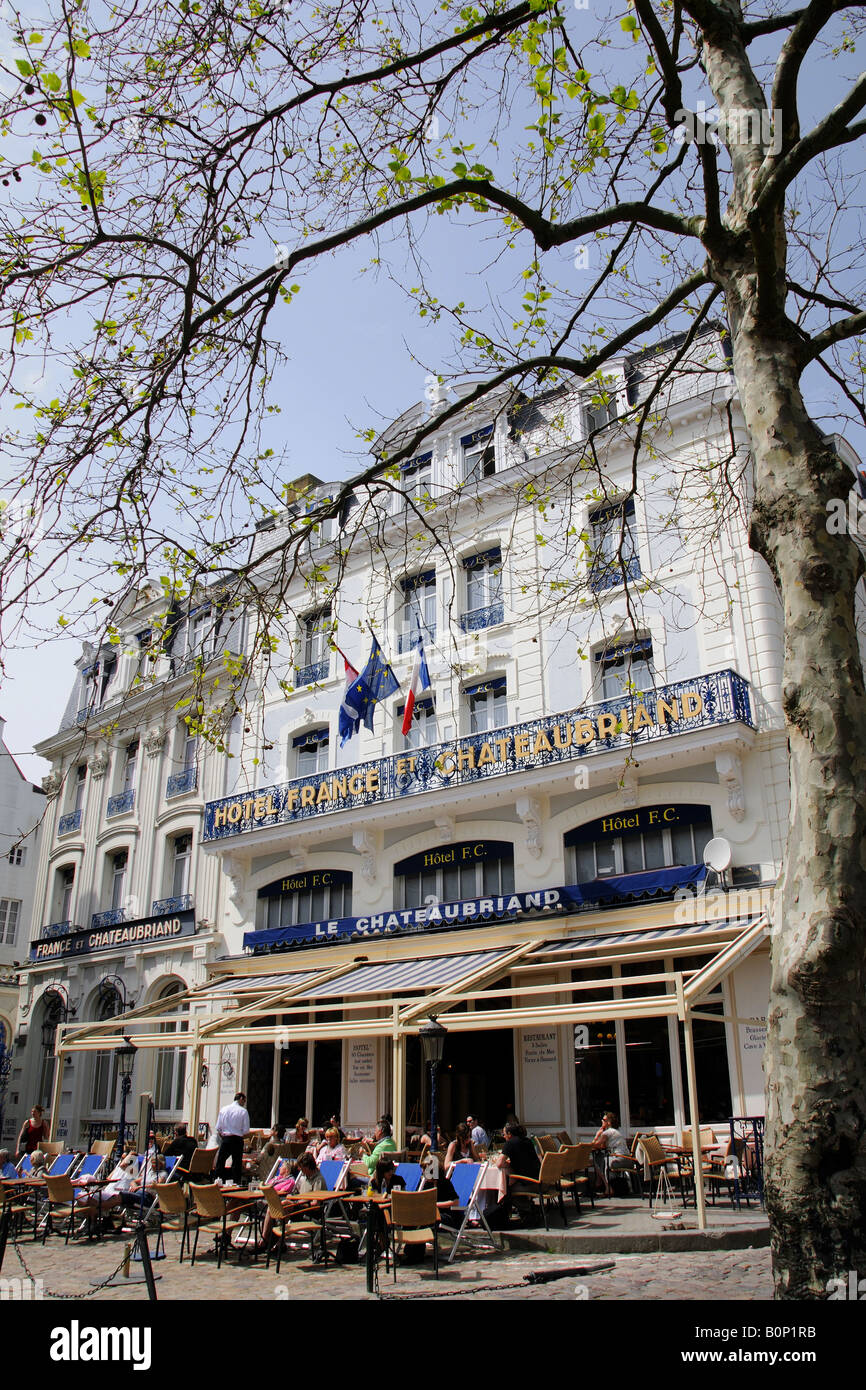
30;910;196;963
204;670;754;843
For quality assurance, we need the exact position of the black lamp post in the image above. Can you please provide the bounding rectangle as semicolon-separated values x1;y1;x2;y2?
116;1038;138;1160
419;1017;447;1154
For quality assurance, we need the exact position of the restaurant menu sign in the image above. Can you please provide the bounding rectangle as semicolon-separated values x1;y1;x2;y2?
30;909;197;963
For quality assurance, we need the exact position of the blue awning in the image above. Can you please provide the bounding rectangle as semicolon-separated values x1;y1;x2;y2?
577;863;707;904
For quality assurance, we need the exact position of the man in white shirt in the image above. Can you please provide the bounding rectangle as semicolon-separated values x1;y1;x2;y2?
467;1115;489;1149
214;1091;251;1185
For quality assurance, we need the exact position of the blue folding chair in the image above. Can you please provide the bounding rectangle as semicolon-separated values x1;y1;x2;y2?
75;1153;108;1182
445;1162;499;1263
164;1156;178;1176
319;1159;350;1190
48;1152;79;1178
17;1153;34;1176
395;1163;424;1192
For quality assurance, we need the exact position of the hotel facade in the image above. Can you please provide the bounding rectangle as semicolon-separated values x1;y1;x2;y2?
19;327;846;1150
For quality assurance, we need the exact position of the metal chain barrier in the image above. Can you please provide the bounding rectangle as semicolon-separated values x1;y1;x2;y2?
10;1233;137;1299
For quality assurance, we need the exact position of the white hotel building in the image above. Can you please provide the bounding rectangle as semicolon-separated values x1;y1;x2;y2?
20;324;851;1150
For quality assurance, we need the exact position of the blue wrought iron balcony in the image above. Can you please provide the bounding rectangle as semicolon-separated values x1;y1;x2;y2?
151;893;194;916
41;920;71;940
459;602;504;633
397;626;436;655
91;908;127;930
589;555;642;594
106;790;135;817
58;809;83;836
166;767;197;798
294;658;330;687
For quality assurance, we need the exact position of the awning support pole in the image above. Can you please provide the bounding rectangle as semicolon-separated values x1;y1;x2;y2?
48;1047;65;1142
188;1030;204;1141
392;1011;405;1152
682;1010;707;1231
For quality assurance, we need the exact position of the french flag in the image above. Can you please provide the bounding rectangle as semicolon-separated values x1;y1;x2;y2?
401;640;432;735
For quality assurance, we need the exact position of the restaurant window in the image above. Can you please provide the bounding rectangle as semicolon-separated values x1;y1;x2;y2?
395;841;514;910
154;981;188;1114
567;806;713;882
588;498;640;592
397;696;436;750
259;872;353;931
572;965;619;1125
294;727;330;779
462;427;496;484
620;958;675;1126
465;677;507;734
90;983;123;1113
398;571;436;654
675;954;732;1124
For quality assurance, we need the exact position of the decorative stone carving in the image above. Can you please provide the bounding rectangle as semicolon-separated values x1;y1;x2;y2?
88;748;110;780
144;727;167;758
617;765;639;808
352;829;380;884
434;815;455;844
222;853;247;911
42;769;63;799
516;795;545;860
716;752;746;822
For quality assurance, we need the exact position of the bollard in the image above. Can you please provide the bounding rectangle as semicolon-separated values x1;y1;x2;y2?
365;1200;377;1295
122;1242;131;1278
0;1204;10;1274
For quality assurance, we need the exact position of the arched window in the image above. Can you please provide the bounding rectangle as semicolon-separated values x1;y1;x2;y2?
91;981;124;1113
153;981;188;1115
37;989;69;1109
395;840;514;909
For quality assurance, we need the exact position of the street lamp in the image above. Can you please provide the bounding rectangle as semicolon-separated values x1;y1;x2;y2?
115;1038;138;1161
419;1017;447;1155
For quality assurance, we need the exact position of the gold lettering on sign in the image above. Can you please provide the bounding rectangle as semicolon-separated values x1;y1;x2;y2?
631;704;653;732
477;743;495;766
657;697;680;725
573;719;595;746
533;730;552;755
681;690;703;718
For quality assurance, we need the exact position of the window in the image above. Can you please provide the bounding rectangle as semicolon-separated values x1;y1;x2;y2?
396;841;514;909
91;985;123;1113
57;865;75;922
170;834;192;899
83;654;118;711
675;954;732;1123
462;427;496;483
7;846;25;867
399;453;432;511
122;741;139;794
568;807;713;882
462;548;503;630
190;606;216;660
180;726;197;771
73;764;87;813
583;388;618;434
596;638;654;701
466;677;507;734
259;874;353;931
294;728;329;778
588;498;640;591
296;608;331;684
397;697;436;750
154;982;188;1114
0;899;21;946
573;966;619;1125
110;851;128;911
399;571;436;654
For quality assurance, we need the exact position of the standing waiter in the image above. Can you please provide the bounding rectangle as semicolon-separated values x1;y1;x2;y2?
214;1091;251;1185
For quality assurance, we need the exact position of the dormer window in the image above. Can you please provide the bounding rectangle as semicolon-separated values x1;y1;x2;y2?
398;453;433;512
583;383;618;434
294;727;330;778
462;427;495;484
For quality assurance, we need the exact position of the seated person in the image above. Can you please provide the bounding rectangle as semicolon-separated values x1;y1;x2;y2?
75;1151;139;1230
29;1150;48;1176
315;1127;347;1164
359;1121;397;1176
294;1152;326;1195
163;1124;198;1180
467;1115;490;1149
289;1117;312;1146
444;1122;479;1167
327;1114;345;1141
371;1157;406;1196
0;1148;19;1179
591;1112;636;1195
494;1121;539;1222
268;1159;297;1196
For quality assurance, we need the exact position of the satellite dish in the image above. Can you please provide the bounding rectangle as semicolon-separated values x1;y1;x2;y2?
703;837;732;872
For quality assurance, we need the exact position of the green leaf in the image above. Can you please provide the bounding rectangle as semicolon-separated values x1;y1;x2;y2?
15;59;34;77
43;73;62;92
72;39;91;58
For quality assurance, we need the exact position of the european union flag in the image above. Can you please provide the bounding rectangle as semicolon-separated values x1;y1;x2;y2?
338;635;400;746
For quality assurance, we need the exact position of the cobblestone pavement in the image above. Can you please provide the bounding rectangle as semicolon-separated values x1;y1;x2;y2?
3;1230;773;1301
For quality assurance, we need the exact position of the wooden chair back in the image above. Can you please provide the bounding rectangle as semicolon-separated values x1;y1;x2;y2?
154;1181;187;1216
38;1141;63;1158
186;1148;217;1176
390;1186;439;1230
90;1139;116;1158
637;1134;668;1164
535;1134;559;1154
261;1184;288;1219
556;1131;573;1148
192;1183;226;1220
559;1145;591;1177
45;1174;75;1203
537;1152;567;1185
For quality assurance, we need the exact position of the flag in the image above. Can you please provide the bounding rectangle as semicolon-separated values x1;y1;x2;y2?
401;640;432;735
338;635;399;746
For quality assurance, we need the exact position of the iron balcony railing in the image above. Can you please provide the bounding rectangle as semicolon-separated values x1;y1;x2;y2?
204;668;756;840
41;920;72;940
397;626;436;655
294;658;330;687
459;601;504;632
91;908;126;930
58;809;83;836
151;893;194;916
589;554;642;593
166;767;197;798
106;789;135;817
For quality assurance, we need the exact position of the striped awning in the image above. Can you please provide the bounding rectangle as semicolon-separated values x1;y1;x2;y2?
301;948;512;1000
538;916;763;956
200;970;322;996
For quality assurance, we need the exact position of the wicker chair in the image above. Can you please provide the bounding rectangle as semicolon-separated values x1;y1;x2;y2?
189;1183;261;1268
386;1187;441;1283
260;1185;324;1273
153;1181;191;1260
